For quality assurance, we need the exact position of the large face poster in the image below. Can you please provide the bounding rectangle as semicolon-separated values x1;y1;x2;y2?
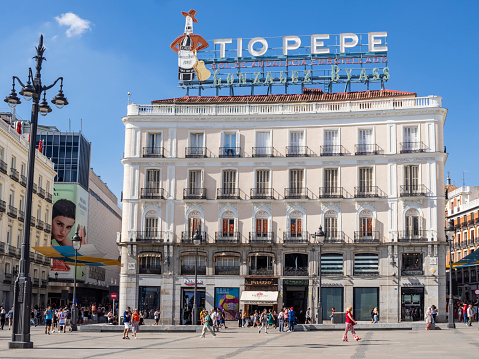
50;183;89;280
214;287;240;320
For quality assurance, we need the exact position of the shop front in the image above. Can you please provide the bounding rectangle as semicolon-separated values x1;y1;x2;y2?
401;287;424;321
242;277;278;316
283;279;309;323
321;286;344;320
353;287;379;321
181;279;205;325
215;287;240;321
139;286;160;318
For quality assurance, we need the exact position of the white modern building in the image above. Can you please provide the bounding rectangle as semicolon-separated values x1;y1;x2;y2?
119;88;447;324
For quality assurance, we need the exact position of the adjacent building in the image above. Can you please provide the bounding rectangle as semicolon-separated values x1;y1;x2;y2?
0;111;56;309
119;89;447;324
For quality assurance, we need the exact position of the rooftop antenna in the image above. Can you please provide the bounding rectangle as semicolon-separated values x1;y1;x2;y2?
446;171;451;185
128;92;131;105
69;118;71;132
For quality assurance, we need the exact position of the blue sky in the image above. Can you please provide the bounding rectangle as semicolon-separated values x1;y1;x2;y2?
0;0;477;200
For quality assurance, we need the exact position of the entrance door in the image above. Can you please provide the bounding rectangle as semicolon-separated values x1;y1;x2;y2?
401;287;424;321
181;288;206;325
139;286;161;319
284;286;308;323
353;287;379;321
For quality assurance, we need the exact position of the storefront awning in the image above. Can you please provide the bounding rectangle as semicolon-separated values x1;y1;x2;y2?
240;291;278;304
447;250;479;269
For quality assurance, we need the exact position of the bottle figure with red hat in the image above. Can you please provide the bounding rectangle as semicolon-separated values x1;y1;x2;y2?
170;9;209;82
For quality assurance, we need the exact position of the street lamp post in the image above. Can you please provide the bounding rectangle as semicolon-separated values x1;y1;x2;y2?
5;35;68;349
71;227;82;331
445;219;455;329
311;226;325;324
192;230;202;326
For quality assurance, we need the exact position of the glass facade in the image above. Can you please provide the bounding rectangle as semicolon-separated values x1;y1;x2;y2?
353;287;379;321
36;132;91;190
321;287;344;319
139;286;161;318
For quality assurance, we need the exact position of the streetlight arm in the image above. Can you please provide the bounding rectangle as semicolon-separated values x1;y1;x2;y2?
12;76;27;89
42;77;64;92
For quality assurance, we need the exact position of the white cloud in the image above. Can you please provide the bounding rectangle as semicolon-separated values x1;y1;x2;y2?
55;12;91;37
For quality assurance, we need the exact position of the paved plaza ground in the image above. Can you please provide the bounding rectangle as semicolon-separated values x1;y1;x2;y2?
0;323;477;358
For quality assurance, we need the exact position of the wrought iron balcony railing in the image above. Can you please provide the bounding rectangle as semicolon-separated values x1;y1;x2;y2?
318;187;346;199
44;223;52;233
354;231;380;243
285;146;316;157
397;230;429;242
0;200;5;212
7;205;17;218
323;231;346;244
181;231;207;244
0;160;7;174
32;183;37;194
215;232;241;244
20;175;27;187
250;188;276;200
219;147;241;158
249;268;274;276
10;168;19;182
283;232;309;244
284;187;314;199
354;186;386;198
139;267;162;275
252;147;281;157
46;192;53;203
320;145;349;156
30;216;36;227
461;221;468;228
468;219;475;226
142;146;165;157
140;187;165;199
249;232;274;244
36;219;44;230
400;185;428;197
18;210;25;222
181;265;206;275
354;144;382;156
215;266;240;275
216;188;242;200
400;141;427;154
283;266;309;276
185;147;210;158
38;187;45;198
132;230;165;243
183;188;207;199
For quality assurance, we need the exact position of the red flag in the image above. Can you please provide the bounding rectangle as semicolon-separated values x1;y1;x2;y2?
38;140;43;154
16;121;21;134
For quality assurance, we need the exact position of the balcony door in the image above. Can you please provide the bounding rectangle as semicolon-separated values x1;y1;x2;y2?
289;131;304;155
222;211;235;237
405;209;420;237
222;170;236;195
358;129;372;153
324;211;338;239
324;168;338;194
290;211;302;237
223;132;237;156
188;170;202;196
324;130;338;154
146;170;161;189
148;133;162;155
403;127;418;151
190;133;204;155
188;216;201;237
404;165;419;191
255;170;270;195
359;210;373;238
145;217;159;237
289;169;304;195
255;210;269;237
256;132;271;156
359;167;373;193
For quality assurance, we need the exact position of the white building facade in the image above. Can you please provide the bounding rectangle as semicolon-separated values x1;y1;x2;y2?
119;89;447;324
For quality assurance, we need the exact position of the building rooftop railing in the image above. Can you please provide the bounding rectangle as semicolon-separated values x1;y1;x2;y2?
128;96;442;117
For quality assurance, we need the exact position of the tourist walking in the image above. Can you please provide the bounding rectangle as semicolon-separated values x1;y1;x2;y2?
267;309;275;329
8;307;14;329
58;308;66;333
154;309;160;325
288;307;296;332
123;307;131;339
373;307;379;323
342;306;361;342
425;307;433;330
431;305;437;323
305;308;312;324
219;309;227;329
200;309;216;338
330;307;336;324
132;309;140;339
44;306;53;335
258;309;268;334
467;304;474;326
242;310;247;327
0;306;6;330
278;310;284;332
238;310;243;327
463;303;468;324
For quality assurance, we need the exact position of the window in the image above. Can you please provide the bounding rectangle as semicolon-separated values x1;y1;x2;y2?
289;169;304;194
222;170;237;194
145;217;159;237
255;170;270;195
7;225;12;244
46;180;51;194
289;210;303;237
148;133;162;150
221;132;239;157
255;131;271;156
321;253;343;275
187;211;202;237
255;211;269;237
11;155;16;170
358;167;373;193
405;208;421;238
323;130;339;154
403;126;418;151
217;257;239;268
222;211;235;237
20;163;26;177
250;255;273;272
38;175;43;189
183;255;206;267
357;129;373;154
17;230;22;247
187;170;202;196
402;253;423;275
19;196;24;212
0;146;4;161
324;210;338;239
284;253;308;276
45;209;49;223
42;271;46;280
324;168;338;195
37;206;42;220
359;210;374;238
354;253;379;275
190;132;204;149
146;169;161;188
139;254;162;275
34;269;38;279
404;165;419;191
9;191;14;206
289;131;304;155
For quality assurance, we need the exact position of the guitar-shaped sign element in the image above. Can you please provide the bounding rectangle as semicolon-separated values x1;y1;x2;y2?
193;51;211;81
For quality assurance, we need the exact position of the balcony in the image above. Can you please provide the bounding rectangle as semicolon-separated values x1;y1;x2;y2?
250;188;276;200
397;230;429;243
219;147;241;158
283;232;309;244
18;210;25;222
215;266;240;275
249;232;274;244
283;266;308;276
180;231;207;244
0;160;7;174
318;187;346;199
320;145;349;156
185;147;210;158
0;200;5;212
46;192;53;203
44;223;51;234
10;168;19;182
354;144;381;156
216;188;242;200
142;146;165;158
183;188;207;200
32;183;37;194
33;278;40;287
400;185;428;197
468;219;475;226
354;186;386;198
354;231;380;243
215;232;241;244
252;147;281;157
133;230;165;243
285;146;316;157
3;273;12;284
461;222;468;229
284;188;314;200
36;219;44;230
400;141;427;154
139;267;162;275
38;187;45;198
476;217;479;224
323;231;346;244
181;265;206;275
30;216;36;227
140;187;165;199
249;267;274;276
20;175;27;187
7;205;17;219
454;224;460;230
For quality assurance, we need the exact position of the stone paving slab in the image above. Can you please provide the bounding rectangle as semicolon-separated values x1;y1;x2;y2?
0;322;476;359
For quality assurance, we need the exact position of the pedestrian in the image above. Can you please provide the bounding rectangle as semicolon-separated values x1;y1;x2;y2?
0;306;6;330
8;307;14;329
288;307;296;332
58;308;66;333
431;305;437;323
463;303;468;324
200;309;216;338
154;309;160;325
123;307;131;339
267;309;275;329
284;308;289;330
132;309;140;339
278;310;284;332
467;304;474;326
220;309;227;329
44;306;53;335
211;309;218;331
330;307;336;324
242;310;247;327
342;306;361;342
373;307;379;323
425;307;433;330
238;310;243;327
305;308;312;324
258;309;268;334
66;307;72;331
139;310;144;326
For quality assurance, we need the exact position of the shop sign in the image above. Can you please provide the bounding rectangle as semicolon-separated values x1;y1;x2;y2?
283;279;308;286
184;279;204;286
250;280;273;286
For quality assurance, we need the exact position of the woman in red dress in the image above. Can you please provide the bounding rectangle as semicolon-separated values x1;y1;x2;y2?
342;306;361;342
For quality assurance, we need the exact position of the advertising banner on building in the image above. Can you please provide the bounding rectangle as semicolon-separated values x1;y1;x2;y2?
50;183;89;280
214;287;239;320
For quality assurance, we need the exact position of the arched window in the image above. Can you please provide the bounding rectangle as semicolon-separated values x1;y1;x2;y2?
138;253;162;275
181;254;206;275
324;210;338;240
405;208;420;238
289;210;303;237
187;210;202;237
255;210;269;238
221;211;236;237
358;210;374;240
144;210;159;239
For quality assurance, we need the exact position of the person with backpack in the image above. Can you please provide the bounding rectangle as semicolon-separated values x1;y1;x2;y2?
65;307;72;331
200;309;216;338
288;307;296;332
258;309;268;334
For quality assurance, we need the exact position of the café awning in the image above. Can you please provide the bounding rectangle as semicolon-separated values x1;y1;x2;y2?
446;250;479;269
240;291;279;305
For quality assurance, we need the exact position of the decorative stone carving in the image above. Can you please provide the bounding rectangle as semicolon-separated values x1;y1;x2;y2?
322;161;340;165
288;161;305;166
252;203;272;217
255;162;272;166
321;202;341;214
186;203;205;216
286;202;306;215
219;203;238;218
355;201;376;213
187;162;205;166
220;162;239;166
357;160;375;164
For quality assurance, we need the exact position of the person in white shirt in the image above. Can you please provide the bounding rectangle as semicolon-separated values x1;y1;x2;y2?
467;304;474;326
211;310;218;332
154;309;160;325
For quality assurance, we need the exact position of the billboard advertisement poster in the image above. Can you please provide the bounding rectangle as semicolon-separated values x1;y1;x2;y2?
50;183;89;280
214;287;239;320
